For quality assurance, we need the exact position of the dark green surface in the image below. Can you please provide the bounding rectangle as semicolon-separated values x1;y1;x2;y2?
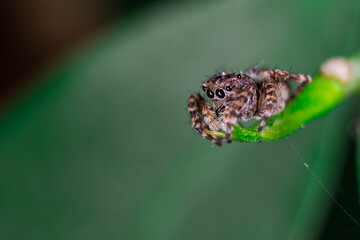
357;106;360;204
1;0;360;239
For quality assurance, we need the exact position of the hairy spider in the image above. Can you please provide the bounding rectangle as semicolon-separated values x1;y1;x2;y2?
188;68;311;146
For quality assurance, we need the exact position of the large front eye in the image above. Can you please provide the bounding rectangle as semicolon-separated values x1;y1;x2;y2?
207;89;214;98
216;89;225;98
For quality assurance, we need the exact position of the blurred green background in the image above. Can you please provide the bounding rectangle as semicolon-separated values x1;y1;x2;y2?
1;0;360;239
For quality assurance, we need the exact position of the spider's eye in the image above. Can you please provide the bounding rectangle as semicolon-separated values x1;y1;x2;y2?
202;85;206;91
207;89;214;98
236;74;242;79
226;86;232;91
215;89;225;98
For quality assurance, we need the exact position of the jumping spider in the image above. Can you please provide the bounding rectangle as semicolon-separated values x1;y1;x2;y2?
188;68;311;146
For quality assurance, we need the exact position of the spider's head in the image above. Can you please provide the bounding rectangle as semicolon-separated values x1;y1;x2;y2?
202;71;251;103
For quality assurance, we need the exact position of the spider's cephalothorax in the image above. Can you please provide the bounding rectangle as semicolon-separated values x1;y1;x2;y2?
188;69;311;146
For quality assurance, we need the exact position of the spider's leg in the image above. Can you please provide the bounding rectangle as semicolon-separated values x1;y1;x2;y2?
223;86;256;140
257;82;278;132
246;68;311;102
188;93;222;146
271;69;311;99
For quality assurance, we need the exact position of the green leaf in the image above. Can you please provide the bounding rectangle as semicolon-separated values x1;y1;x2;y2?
209;55;360;143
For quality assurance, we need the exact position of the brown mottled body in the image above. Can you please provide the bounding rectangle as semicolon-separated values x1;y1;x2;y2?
187;69;311;146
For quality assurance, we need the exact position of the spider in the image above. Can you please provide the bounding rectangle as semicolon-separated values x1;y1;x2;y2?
188;68;311;146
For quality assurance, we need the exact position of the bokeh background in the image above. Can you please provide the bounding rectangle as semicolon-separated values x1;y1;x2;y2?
1;0;360;239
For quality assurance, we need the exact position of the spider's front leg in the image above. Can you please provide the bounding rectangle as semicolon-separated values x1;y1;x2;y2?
223;86;257;140
188;93;222;146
